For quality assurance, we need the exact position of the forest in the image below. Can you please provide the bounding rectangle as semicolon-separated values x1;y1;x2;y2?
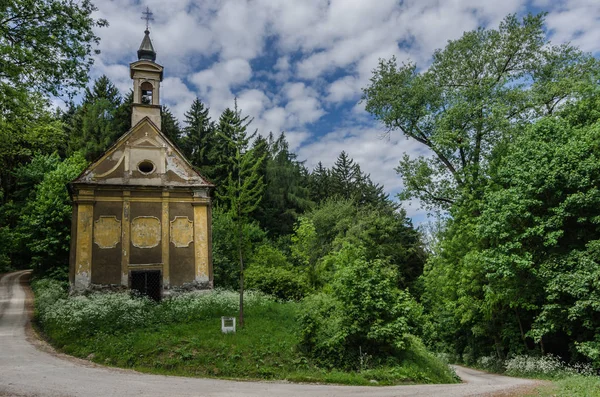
2;1;600;382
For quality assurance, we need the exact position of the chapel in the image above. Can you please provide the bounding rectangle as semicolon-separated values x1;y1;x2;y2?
68;27;213;299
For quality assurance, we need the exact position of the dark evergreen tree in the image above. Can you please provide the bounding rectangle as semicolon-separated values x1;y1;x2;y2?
254;132;313;236
114;91;133;134
330;151;360;200
66;75;123;161
160;106;182;147
210;103;254;194
308;161;331;204
180;99;215;175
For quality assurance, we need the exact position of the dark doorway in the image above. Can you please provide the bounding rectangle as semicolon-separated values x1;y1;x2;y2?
131;270;162;301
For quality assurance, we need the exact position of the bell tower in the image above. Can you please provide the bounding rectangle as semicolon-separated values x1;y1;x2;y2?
130;9;163;129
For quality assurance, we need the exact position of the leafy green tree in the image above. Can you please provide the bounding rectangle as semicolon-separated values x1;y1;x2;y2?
290;217;321;287
211;207;266;289
293;198;425;289
18;153;88;278
363;13;599;210
0;93;65;202
298;242;422;368
245;243;310;300
478;117;600;360
0;0;107;105
422;112;600;364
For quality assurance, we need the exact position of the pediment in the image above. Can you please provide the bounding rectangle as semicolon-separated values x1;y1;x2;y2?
72;117;212;188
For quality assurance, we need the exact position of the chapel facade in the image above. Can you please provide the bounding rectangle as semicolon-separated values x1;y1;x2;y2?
68;29;213;299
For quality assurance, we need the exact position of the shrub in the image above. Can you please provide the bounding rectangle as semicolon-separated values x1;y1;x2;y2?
297;242;422;368
476;355;505;373
505;354;595;378
246;265;309;300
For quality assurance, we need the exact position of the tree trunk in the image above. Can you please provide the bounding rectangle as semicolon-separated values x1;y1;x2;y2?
514;308;529;351
238;216;244;328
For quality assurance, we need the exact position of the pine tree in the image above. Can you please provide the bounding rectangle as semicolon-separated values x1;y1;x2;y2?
211;105;254;192
254;132;312;236
161;106;182;147
66;75;123;161
215;103;265;328
180;99;215;174
330;151;360;199
308;161;332;203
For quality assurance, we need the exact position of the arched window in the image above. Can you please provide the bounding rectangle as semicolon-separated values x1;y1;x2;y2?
140;81;153;104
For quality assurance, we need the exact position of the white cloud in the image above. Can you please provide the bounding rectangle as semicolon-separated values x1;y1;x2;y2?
326;76;361;103
189;58;253;117
85;0;600;221
161;77;197;123
283;83;325;126
545;0;600;53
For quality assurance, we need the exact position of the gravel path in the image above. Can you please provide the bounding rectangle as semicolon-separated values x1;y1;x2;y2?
0;271;541;397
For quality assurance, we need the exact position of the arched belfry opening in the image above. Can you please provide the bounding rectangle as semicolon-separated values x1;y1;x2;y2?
140;81;153;104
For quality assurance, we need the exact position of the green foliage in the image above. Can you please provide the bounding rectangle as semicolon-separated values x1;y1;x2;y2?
214;106;266;218
308;152;391;209
294;198;425;288
211;207;266;289
0;0;106;101
246;265;309;301
19;153;88;276
422;112;600;364
533;375;600;397
0;93;65;201
180;98;215;175
245;243;311;300
298;243;422;368
290;217;321;287
32;277;454;385
363;13;600;210
161;106;182;147
254;132;313;236
65;75;127;161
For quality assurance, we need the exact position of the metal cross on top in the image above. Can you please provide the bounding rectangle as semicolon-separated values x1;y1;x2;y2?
141;7;154;30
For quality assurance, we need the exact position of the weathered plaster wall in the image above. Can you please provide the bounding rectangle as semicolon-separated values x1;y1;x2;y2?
169;202;195;286
129;201;162;265
91;201;123;285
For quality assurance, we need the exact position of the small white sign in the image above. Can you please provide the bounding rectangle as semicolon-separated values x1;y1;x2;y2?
221;316;236;333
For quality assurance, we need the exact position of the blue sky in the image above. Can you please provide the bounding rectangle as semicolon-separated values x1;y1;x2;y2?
86;0;600;224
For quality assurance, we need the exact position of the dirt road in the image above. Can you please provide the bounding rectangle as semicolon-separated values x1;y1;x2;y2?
0;271;539;396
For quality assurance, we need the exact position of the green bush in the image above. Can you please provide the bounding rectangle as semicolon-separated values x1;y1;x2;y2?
246;266;309;300
19;153;88;276
298;242;422;368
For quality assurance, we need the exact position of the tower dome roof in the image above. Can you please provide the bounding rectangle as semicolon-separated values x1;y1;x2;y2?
137;29;156;62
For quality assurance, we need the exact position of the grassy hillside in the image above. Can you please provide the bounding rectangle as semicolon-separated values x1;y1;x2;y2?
32;279;457;385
